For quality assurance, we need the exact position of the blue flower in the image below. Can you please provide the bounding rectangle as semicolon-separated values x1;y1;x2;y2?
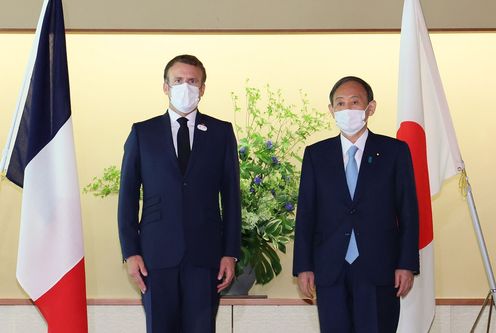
284;203;294;211
239;146;247;155
271;156;279;165
250;187;255;193
254;176;262;185
266;140;273;149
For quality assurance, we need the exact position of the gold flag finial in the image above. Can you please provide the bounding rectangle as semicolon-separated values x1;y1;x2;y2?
458;168;468;197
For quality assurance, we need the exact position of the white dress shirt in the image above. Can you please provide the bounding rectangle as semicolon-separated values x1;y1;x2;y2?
340;129;369;172
168;109;196;156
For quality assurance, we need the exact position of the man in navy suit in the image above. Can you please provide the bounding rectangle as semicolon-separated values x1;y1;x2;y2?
293;76;419;332
118;54;241;333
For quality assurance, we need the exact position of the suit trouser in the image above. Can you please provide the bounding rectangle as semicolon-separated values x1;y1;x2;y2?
142;260;220;333
316;261;400;333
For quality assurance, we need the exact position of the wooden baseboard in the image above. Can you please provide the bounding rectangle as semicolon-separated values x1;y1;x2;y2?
435;298;487;306
0;298;486;306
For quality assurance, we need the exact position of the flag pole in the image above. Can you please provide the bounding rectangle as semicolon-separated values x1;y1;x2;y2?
464;171;496;331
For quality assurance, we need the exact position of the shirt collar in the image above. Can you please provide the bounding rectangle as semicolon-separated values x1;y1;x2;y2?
340;129;369;155
168;109;197;126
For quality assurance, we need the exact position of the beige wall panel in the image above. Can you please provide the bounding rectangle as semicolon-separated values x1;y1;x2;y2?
233;305;320;333
0;32;495;301
0;0;496;30
1;305;495;332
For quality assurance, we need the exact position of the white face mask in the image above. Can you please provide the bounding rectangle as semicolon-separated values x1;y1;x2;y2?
334;108;367;136
168;83;200;114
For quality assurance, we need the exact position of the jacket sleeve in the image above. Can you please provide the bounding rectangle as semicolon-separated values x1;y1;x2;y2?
395;141;420;274
292;147;317;276
118;124;142;260
220;123;242;259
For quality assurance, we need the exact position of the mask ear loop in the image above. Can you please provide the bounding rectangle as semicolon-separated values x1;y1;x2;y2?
362;104;369;120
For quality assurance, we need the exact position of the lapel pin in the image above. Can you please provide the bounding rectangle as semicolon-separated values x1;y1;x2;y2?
368;152;380;164
197;124;207;132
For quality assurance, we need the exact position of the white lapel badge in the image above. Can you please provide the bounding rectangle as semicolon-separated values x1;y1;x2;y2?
197;123;208;132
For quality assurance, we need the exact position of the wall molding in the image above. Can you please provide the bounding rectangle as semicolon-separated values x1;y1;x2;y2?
0;298;486;306
1;28;496;34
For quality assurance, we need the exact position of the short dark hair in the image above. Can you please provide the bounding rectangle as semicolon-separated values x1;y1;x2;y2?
329;76;374;106
163;54;207;84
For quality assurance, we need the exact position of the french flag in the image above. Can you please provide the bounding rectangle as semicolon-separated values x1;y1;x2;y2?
0;0;88;332
396;0;464;332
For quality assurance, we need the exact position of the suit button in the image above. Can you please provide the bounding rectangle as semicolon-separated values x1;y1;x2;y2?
183;182;188;186
349;208;356;214
344;232;351;236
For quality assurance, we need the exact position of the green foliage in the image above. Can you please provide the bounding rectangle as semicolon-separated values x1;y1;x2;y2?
83;165;120;198
234;84;329;285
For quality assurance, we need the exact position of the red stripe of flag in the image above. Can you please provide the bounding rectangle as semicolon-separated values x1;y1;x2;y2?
35;260;88;333
397;121;433;249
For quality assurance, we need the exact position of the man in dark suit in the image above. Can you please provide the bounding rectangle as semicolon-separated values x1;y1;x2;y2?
293;76;419;332
118;54;241;333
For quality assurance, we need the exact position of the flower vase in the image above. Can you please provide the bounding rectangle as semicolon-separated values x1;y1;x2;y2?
222;265;256;296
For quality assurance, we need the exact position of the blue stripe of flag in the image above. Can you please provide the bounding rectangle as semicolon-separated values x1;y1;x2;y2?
6;0;71;188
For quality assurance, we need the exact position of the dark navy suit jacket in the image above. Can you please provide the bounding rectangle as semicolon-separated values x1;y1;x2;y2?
293;131;419;286
118;112;241;270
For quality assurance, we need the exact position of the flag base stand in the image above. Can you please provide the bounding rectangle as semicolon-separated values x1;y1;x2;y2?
470;290;495;333
465;176;496;333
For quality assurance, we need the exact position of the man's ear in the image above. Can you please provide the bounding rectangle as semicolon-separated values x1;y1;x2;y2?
199;83;206;97
367;100;377;117
328;103;335;119
163;82;170;96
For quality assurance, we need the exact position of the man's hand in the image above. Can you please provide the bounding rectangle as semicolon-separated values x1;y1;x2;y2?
395;269;414;297
126;255;148;294
217;256;236;293
297;271;315;299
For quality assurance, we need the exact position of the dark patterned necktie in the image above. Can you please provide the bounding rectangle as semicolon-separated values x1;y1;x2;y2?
177;117;190;175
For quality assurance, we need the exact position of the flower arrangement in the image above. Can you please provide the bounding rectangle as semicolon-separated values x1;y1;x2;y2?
233;85;329;285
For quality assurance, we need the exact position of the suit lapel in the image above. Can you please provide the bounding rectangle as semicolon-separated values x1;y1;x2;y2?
161;112;182;175
353;131;379;202
184;111;207;176
324;136;352;204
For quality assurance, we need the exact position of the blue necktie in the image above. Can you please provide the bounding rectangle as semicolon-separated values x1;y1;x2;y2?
345;145;359;264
